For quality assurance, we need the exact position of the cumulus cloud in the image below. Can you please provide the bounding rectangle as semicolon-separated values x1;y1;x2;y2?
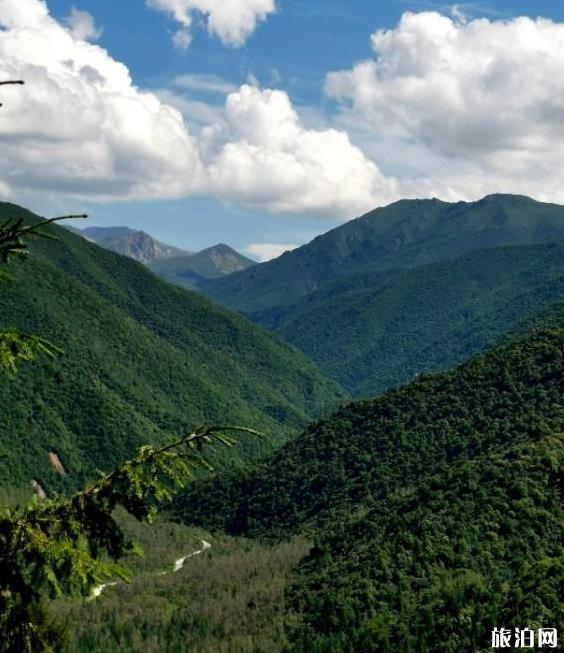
65;7;103;41
146;0;276;48
0;0;202;201
244;242;297;261
325;11;564;203
0;0;391;217
201;85;397;216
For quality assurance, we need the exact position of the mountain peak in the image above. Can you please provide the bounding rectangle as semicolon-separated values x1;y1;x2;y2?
74;226;189;264
149;243;255;290
203;194;564;314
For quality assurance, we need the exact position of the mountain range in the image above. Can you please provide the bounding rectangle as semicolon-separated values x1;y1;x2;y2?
2;194;564;652
198;194;564;396
173;310;564;651
71;224;256;290
176;312;564;538
203;194;564;314
149;244;255;290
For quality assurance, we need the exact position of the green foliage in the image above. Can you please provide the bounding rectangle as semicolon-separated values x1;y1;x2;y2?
175;325;564;539
0;213;85;373
0;203;347;492
0;213;86;264
286;433;564;652
0;331;62;374
204;194;564;315
0;425;260;653
265;240;564;395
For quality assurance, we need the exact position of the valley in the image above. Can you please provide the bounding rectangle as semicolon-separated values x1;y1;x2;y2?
1;195;563;653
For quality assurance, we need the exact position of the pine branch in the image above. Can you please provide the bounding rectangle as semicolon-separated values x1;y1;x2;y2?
0;424;263;652
0;214;88;263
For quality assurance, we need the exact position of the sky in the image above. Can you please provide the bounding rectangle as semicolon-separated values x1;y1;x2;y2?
1;0;564;259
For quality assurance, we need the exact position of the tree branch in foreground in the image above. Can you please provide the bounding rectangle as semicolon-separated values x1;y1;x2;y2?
0;425;262;652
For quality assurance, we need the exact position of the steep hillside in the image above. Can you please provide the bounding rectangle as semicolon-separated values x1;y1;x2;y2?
149;244;255;291
0;203;347;494
287;432;564;652
203;194;564;315
175;325;564;538
261;240;564;396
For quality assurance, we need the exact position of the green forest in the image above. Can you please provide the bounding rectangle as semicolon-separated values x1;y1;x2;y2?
175;322;564;539
1;200;563;653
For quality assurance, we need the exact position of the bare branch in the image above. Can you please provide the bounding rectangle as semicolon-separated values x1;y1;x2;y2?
0;80;24;107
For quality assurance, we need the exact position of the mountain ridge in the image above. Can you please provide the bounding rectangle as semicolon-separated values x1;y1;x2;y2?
202;194;564;315
256;239;564;395
149;244;255;290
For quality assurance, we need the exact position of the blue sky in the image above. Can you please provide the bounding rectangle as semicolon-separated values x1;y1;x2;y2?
2;0;564;258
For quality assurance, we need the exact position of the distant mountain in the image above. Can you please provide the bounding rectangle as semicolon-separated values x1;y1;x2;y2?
202;194;564;315
70;225;255;286
259;240;564;396
149;244;256;291
77;226;189;264
0;203;347;494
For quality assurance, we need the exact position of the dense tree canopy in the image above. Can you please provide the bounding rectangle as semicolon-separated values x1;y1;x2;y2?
176;323;564;539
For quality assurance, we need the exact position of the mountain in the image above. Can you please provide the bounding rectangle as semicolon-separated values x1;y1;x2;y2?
175;321;564;539
77;226;189;263
149;244;256;291
286;431;564;652
72;225;256;288
260;240;564;396
0;203;347;495
202;194;564;315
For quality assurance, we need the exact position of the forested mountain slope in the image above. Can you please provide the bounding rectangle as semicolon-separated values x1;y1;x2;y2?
203;194;564;315
286;432;564;652
176;324;564;538
260;240;564;395
0;203;347;494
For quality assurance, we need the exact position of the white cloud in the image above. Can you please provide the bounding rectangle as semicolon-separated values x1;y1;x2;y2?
0;0;202;201
65;7;103;42
325;11;564;203
0;0;392;218
146;0;276;48
200;85;397;216
244;242;297;261
12;3;564;220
